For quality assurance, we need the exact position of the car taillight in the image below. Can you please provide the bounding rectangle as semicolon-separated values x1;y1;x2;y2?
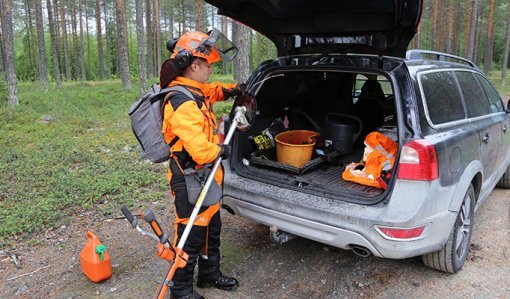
375;225;427;240
397;139;438;181
218;115;228;143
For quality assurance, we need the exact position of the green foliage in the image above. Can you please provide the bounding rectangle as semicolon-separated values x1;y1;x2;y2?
0;80;166;244
0;78;7;101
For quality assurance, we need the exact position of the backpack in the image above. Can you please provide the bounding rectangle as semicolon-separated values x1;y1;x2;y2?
129;84;194;163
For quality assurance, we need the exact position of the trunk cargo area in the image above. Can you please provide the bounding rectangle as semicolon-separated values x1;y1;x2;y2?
231;66;399;203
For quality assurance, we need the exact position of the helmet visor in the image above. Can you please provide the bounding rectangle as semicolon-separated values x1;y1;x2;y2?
202;29;238;62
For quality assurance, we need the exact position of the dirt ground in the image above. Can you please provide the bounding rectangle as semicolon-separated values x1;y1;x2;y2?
1;187;509;298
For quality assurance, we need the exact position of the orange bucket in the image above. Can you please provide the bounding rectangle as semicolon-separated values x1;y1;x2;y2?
275;130;319;168
80;230;112;283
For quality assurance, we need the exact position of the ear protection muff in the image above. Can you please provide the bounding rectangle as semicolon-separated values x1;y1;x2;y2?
166;38;193;70
173;50;193;70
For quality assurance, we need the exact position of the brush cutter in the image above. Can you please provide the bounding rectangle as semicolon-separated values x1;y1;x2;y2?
121;106;249;299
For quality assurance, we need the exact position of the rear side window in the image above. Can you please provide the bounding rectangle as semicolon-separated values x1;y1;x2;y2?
475;74;504;113
420;71;466;125
455;71;490;117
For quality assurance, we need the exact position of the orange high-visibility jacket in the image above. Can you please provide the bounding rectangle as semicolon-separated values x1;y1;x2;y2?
162;76;236;226
342;132;398;189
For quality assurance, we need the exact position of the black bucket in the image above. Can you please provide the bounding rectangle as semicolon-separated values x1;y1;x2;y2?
324;113;362;155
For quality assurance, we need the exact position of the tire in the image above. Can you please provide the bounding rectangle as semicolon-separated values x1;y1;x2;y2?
421;185;475;273
497;165;510;188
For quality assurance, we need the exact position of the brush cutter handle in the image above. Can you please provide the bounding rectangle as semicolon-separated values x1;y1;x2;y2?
144;210;170;244
121;205;137;228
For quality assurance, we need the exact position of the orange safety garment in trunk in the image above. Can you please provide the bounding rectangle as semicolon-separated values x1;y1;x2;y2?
342;132;398;189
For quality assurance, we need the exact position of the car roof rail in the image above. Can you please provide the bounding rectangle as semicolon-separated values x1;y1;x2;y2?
406;49;480;70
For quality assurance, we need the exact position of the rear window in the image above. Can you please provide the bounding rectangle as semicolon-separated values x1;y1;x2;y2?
420;71;466;125
475;74;504;113
455;71;490;117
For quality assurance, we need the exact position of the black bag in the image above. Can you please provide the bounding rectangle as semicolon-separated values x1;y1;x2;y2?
183;166;222;207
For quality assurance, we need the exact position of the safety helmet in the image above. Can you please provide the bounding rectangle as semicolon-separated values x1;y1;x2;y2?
171;31;221;64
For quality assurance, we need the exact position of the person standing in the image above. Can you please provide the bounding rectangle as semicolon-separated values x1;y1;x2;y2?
161;31;240;299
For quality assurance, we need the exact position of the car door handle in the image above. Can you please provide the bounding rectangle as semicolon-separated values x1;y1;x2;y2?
482;133;490;144
503;125;507;133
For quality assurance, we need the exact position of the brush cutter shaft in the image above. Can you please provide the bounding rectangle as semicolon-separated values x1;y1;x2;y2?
177;107;244;249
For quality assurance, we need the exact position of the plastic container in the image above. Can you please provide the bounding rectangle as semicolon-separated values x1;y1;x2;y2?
324;113;362;155
275;130;319;168
80;230;112;283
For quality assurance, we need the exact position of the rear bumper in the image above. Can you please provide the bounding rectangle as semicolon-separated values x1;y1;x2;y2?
222;169;459;259
222;196;383;256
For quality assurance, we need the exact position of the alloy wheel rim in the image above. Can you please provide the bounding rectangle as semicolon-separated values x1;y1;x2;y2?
454;193;472;259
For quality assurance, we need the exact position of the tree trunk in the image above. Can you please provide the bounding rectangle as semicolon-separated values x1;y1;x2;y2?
232;21;250;83
103;0;111;76
79;0;86;80
210;4;214;30
47;0;62;87
54;0;64;79
501;0;510;86
413;16;421;49
474;4;483;66
96;0;105;79
438;0;445;51
484;0;495;74
464;0;471;57
135;0;147;95
196;0;203;31
115;0;131;89
1;0;19;106
25;0;38;79
71;2;81;80
452;0;459;55
169;8;174;40
431;0;438;50
0;28;5;76
145;0;154;78
34;0;48;90
256;33;262;66
181;0;185;35
466;0;478;61
61;0;72;80
221;16;227;75
446;0;454;53
153;0;161;74
85;0;91;76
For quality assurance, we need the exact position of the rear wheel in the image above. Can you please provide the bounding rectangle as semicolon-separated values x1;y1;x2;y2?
421;185;475;273
497;166;510;188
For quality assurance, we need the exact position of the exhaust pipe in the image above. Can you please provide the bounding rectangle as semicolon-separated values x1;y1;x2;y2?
351;245;372;258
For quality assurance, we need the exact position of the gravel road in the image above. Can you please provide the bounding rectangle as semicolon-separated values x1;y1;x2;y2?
1;188;508;298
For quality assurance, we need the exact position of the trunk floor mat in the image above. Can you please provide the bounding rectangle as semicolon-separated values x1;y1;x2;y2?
299;164;383;196
244;158;383;197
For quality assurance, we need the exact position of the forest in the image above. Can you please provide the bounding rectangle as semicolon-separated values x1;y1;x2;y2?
2;0;510;106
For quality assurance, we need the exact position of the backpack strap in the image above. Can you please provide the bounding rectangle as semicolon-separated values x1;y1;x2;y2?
161;85;202;166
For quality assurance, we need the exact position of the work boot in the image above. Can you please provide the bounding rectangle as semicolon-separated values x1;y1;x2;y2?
170;290;204;299
197;272;239;291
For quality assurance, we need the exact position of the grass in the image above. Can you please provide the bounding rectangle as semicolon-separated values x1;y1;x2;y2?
0;76;233;246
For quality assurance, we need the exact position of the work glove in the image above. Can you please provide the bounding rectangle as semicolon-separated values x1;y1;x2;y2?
234;83;247;96
223;83;247;99
156;242;175;262
218;144;231;160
